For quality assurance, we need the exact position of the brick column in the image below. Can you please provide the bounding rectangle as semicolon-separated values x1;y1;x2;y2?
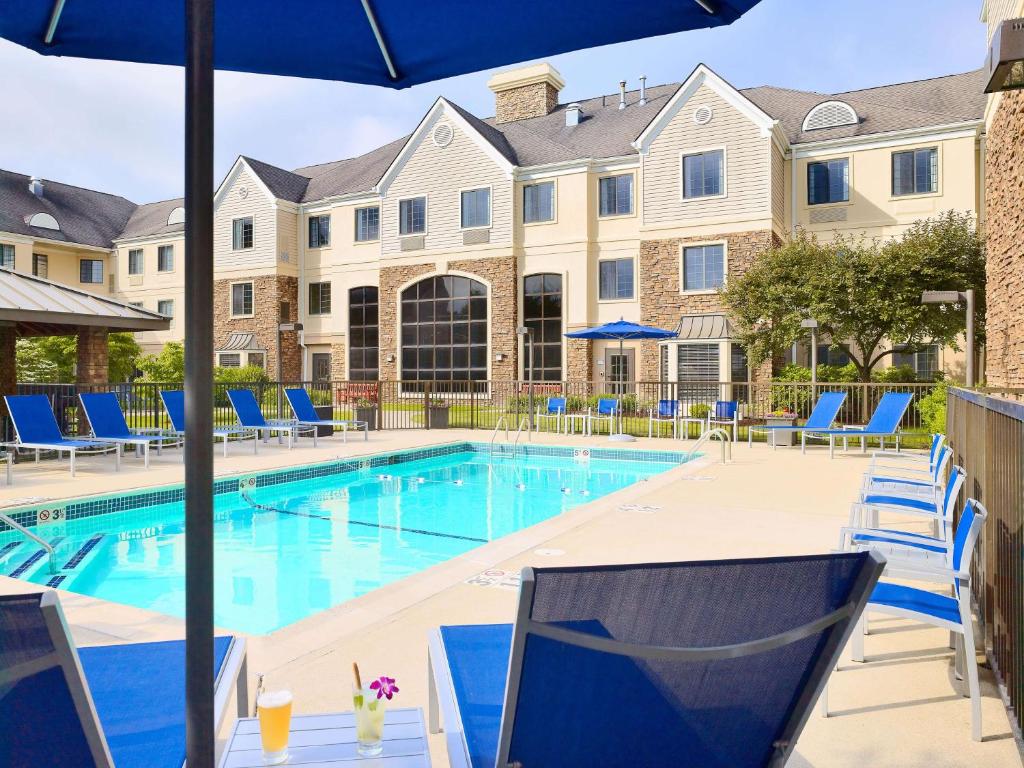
0;326;15;422
77;327;108;385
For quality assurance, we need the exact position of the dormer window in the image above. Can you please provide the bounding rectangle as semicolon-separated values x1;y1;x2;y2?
26;212;60;231
802;101;858;131
167;206;185;226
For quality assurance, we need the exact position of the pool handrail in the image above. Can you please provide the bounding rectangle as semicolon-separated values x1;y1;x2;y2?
0;509;57;574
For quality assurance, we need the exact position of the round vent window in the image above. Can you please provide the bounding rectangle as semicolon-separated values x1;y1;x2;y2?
693;105;713;125
432;122;454;148
238;186;248;199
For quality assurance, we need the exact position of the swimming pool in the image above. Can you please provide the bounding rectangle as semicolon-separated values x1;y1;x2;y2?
0;443;686;634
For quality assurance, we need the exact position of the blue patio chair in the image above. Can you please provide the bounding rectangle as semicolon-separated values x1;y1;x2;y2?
428;553;884;768
535;397;566;433
285;388;368;442
2;394;119;478
159;390;253;458
861;444;952;497
79;392;174;469
747;391;847;448
227;389;314;450
589;397;618;435
707;400;739;442
824;499;988;741
852;464;965;543
870;432;945;473
648;399;679;438
0;591;248;767
801;391;914;458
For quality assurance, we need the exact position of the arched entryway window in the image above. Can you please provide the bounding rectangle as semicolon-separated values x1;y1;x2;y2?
522;273;562;381
401;275;488;386
348;286;379;380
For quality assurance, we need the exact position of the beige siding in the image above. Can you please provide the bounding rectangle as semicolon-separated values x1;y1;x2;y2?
113;236;186;348
643;84;769;228
214;165;278;275
770;141;787;234
382;109;512;256
276;208;299;277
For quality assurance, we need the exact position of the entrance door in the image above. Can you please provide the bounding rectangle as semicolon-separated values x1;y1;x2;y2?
311;353;332;382
604;348;634;395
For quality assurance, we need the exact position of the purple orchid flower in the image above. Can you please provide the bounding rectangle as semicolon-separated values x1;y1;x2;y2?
369;676;399;700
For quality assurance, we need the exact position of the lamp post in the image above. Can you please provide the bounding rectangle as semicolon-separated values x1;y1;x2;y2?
800;318;819;392
277;321;303;417
517;326;535;431
921;290;975;387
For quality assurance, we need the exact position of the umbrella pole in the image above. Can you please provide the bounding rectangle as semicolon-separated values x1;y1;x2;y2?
184;0;216;766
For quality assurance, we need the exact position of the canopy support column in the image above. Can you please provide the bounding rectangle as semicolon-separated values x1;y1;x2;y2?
184;0;216;766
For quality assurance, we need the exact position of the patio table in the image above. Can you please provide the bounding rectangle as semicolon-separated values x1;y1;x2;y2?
563;412;591;436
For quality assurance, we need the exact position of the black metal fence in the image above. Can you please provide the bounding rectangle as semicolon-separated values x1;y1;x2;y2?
7;379;939;446
947;387;1024;740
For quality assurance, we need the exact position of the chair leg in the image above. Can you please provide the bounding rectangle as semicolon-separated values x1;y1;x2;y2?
818;681;829;718
70;449;76;478
962;622;982;741
851;614;866;662
144;443;150;469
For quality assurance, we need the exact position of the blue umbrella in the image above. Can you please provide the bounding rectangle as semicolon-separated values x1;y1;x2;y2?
0;2;762;763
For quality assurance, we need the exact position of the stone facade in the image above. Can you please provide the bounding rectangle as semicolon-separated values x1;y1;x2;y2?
213;275;300;380
330;341;347;381
493;82;559;124
566;338;593;381
637;229;777;381
76;327;109;385
0;327;15;416
984;89;1024;387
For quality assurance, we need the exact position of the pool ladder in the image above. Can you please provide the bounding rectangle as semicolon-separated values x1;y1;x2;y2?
0;510;58;574
687;428;732;464
489;417;530;457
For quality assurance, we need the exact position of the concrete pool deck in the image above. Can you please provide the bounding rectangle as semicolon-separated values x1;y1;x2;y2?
1;428;1020;767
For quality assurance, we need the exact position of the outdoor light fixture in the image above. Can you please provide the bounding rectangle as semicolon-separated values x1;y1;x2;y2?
985;18;1024;93
516;326;536;430
921;290;976;387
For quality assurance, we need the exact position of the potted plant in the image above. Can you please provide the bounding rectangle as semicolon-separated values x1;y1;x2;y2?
427;397;450;429
764;408;799;446
354;396;378;431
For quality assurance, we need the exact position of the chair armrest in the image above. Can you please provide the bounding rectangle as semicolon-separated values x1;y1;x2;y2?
872;449;930;461
841;526;944;548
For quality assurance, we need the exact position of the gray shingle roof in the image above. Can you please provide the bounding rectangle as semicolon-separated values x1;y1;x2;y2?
117;198;185;240
0;169;136;248
294;136;408;202
242;156;310;203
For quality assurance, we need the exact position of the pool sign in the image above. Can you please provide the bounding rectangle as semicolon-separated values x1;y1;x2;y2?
238;476;257;492
572;448;591;463
36;507;66;525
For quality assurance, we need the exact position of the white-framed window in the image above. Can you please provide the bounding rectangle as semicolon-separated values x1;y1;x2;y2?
158;244;174;271
247;352;265;369
892;147;938;196
32;253;47;278
598;174;633;217
158;299;175;317
129;301;144;309
308;214;330;248
892;343;940;380
460;187;491;229
682;149;725;199
0;244;14;269
399;196;426;235
682;243;726;292
232;216;253;249
598;258;635;300
128;249;144;275
309;281;332;315
80;259;104;284
676;342;721;399
218;353;241;368
355;206;380;241
807;158;849;205
523;181;555;224
231;281;254;317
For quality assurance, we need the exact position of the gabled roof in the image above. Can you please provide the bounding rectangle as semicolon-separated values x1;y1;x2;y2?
241;156;310;203
116;197;185;241
0;169;136;248
295;136;408;202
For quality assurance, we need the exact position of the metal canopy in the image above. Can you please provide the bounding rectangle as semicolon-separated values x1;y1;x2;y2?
0;267;170;336
673;312;735;341
217;332;263;351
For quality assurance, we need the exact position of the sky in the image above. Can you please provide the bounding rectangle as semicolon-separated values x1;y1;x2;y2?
0;0;987;204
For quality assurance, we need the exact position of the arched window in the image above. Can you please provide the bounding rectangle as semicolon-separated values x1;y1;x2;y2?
401;275;487;387
348;286;379;380
523;273;562;381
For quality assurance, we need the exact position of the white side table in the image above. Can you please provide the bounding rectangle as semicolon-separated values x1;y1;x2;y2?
218;708;431;767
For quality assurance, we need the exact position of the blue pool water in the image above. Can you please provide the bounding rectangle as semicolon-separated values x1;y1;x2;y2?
2;446;680;634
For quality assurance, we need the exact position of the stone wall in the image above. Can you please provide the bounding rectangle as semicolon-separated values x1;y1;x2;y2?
637;229;776;381
494;82;559;123
984;89;1024;387
378;264;435;381
76;327;109;385
213;275;300;380
330;341;347;381
566;338;592;382
0;327;14;418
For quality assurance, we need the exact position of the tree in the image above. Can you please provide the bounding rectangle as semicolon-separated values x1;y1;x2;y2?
137;341;185;382
722;211;984;382
16;332;141;383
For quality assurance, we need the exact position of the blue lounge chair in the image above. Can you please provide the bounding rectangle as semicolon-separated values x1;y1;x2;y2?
747;391;847;448
284;387;368;442
0;591;248;767
428;553;884;768
825;499;988;741
535;397;565;433
707;399;739;441
79;392;173;469
801;391;914;458
159;389;253;458
227;389;315;450
2;394;119;478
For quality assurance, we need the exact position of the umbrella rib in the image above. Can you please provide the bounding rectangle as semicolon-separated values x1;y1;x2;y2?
43;0;66;44
360;0;399;81
694;0;718;14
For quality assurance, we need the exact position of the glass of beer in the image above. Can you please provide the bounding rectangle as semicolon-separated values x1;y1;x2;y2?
257;689;293;765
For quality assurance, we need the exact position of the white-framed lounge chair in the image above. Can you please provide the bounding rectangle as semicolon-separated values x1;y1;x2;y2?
0;591;248;766
428;553;884;768
535;396;565;433
227;389;315;450
2;394;119;478
79;392;175;469
284;387;368;442
801;391;914;458
823;499;988;741
747;391;847;448
852;464;965;535
707;399;739;442
159;389;254;458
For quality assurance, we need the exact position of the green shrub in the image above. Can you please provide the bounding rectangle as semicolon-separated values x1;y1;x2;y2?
872;364;918;383
917;380;948;434
689;403;711;420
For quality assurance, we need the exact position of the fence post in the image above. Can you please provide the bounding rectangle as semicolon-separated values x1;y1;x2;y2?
423;381;430;430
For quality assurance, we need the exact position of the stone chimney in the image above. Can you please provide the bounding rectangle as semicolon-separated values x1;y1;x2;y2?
487;62;565;124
